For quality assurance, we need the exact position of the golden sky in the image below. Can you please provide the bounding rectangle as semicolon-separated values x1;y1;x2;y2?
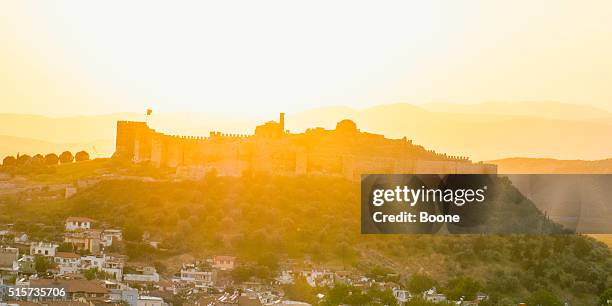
1;1;611;116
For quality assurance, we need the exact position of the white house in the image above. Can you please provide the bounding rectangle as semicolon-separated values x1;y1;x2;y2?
275;270;294;285
423;288;446;303
212;255;236;271
13;233;28;243
276;301;311;305
102;229;123;247
81;254;106;270
180;265;215;288
54;252;81;266
124;266;160;283
65;217;94;231
300;270;334;287
102;258;124;281
109;286;139;306
124;273;159;283
58;264;79;275
393;288;411;306
30;242;58;257
137;296;167;306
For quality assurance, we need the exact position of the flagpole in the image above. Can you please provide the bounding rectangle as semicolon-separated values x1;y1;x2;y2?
145;108;152;124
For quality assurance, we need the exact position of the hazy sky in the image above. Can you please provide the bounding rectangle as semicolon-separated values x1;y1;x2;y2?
1;1;611;116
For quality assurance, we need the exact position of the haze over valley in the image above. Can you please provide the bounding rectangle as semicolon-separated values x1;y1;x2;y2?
1;101;610;162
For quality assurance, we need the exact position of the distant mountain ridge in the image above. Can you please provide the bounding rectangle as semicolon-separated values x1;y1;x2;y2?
421;101;612;120
1;101;611;161
287;102;612;161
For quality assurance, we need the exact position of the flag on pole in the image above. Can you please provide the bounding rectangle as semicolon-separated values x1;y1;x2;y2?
146;109;153;116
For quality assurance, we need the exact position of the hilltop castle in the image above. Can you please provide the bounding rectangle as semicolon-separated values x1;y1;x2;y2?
114;113;496;179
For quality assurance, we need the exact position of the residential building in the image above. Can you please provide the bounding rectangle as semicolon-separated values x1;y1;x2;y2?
30;242;58;257
0;247;18;270
65;217;94;231
423;288;446;303
275;270;294;285
14;233;28;244
0;230;27;244
300;270;334;287
212;255;236;271
101;229;123;247
102;258;124;281
124;266;160;283
29;279;109;301
17;256;36;274
137;296;167;306
54;252;81;275
64;230;101;253
81;254;106;270
180;264;215;288
54;252;81;266
392;288;411;306
276;301;311;305
106;281;139;306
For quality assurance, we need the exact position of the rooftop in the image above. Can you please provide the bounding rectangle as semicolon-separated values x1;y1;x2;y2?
66;217;95;223
30;279;109;294
55;252;81;259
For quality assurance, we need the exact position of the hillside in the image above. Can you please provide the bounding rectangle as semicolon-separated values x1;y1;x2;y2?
485;158;612;235
0;172;609;304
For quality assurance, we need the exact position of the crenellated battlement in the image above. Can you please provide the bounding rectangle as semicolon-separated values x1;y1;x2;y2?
209;131;250;138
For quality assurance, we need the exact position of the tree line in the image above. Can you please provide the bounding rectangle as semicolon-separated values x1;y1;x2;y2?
1;151;90;167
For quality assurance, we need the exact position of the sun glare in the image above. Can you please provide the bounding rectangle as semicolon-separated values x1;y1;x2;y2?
1;1;611;116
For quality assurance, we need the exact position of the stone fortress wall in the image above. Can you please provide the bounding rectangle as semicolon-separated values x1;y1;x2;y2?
114;113;497;179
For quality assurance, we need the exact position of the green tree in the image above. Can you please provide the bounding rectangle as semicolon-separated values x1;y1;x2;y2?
367;288;398;306
75;151;90;162
44;153;59;165
366;266;394;282
336;242;357;269
405;298;439;306
124;224;143;241
125;242;155;261
2;155;16;167
321;283;350;306
30;154;45;166
57;242;74;252
407;273;437;295
283;276;317;304
59;151;74;164
231;265;256;283
84;267;114;280
526;289;562;306
16;154;31;166
600;288;612;306
443;276;482;301
344;290;371;305
34;256;51;273
153;261;167;274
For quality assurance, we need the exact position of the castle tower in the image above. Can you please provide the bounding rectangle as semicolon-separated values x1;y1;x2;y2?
115;121;153;162
279;112;285;133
